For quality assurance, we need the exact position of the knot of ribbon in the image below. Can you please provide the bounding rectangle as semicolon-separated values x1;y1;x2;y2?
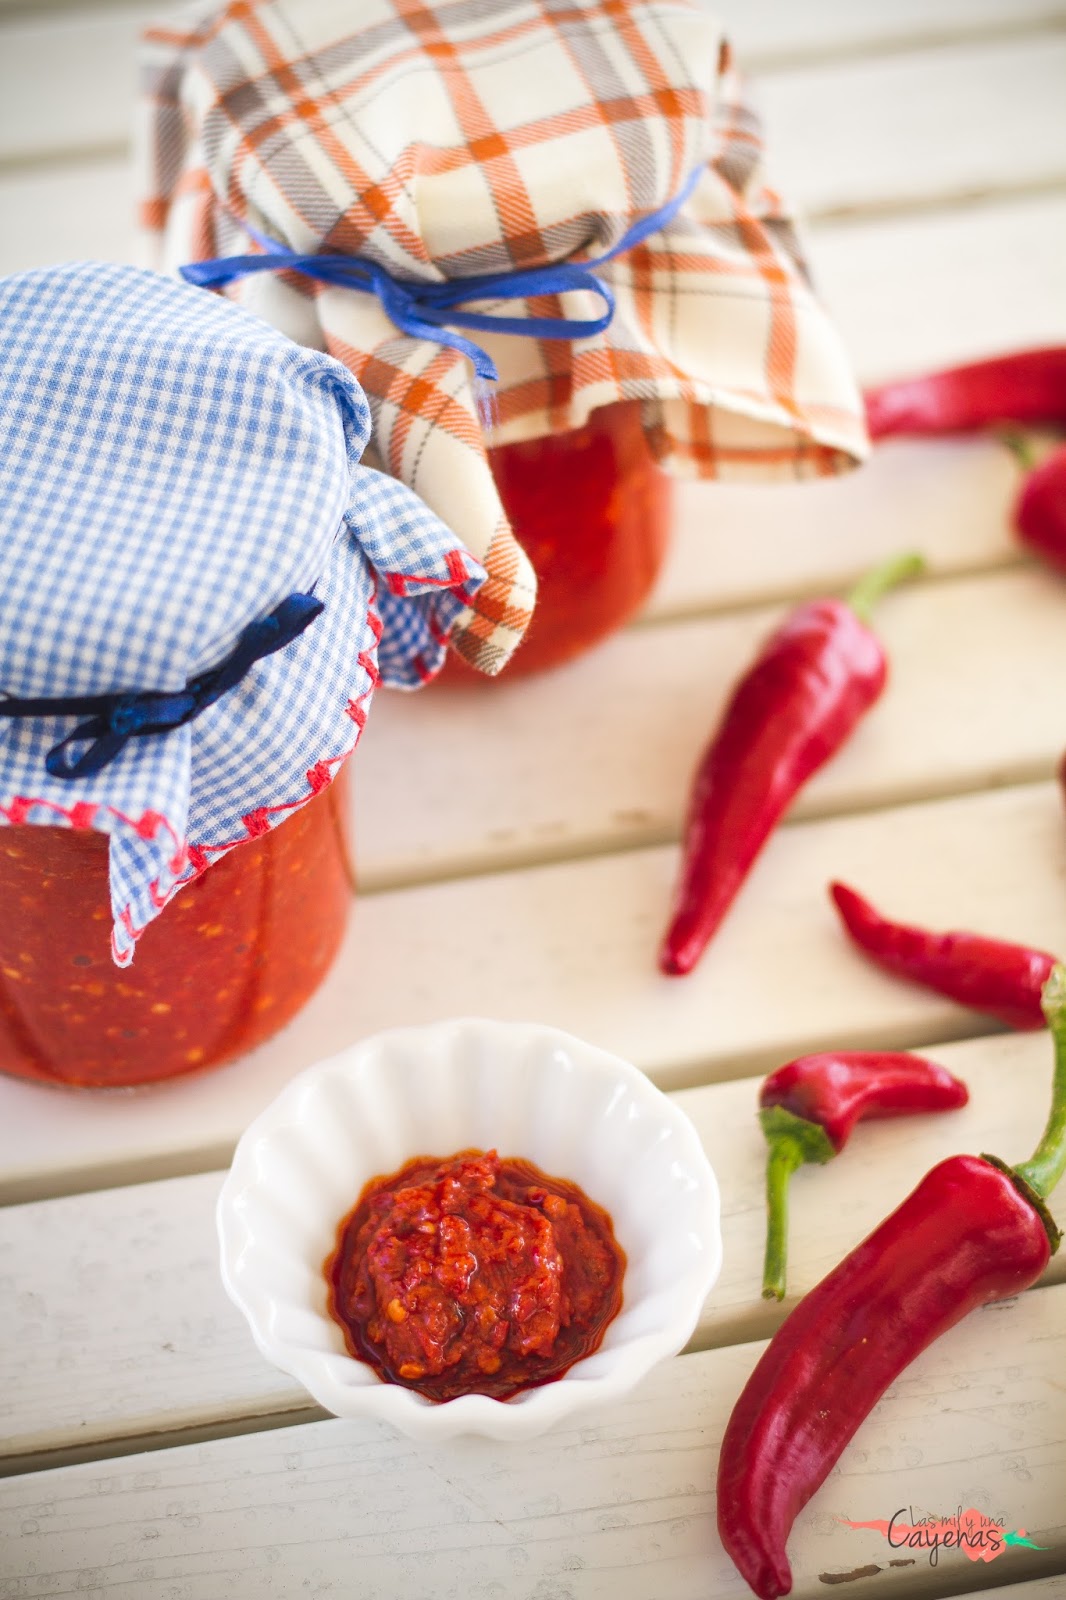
0;592;323;780
180;165;705;382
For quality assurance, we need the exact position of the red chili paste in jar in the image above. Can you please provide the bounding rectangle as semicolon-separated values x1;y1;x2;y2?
445;401;673;681
0;765;354;1089
326;1149;626;1401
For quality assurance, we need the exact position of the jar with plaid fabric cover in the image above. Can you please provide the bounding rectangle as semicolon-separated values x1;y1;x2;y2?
141;0;868;679
0;263;486;1087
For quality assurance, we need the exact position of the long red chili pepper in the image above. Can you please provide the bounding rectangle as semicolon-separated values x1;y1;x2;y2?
717;966;1066;1600
1013;441;1066;574
658;553;923;976
864;347;1066;439
759;1052;968;1302
830;880;1057;1030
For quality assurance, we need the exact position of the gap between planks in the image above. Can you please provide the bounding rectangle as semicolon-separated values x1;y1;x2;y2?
793;171;1066;231
2;1404;330;1481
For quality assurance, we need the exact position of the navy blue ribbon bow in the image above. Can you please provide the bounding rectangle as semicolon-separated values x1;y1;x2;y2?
180;166;705;382
0;593;323;780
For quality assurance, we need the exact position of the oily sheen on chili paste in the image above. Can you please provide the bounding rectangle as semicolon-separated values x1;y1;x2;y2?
326;1150;626;1401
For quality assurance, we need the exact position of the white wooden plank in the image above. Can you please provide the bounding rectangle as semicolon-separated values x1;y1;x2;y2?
645;434;1021;622
2;1284;1064;1599
357;566;1066;888
723;3;1066;69
2;779;1065;1202
0;0;1058;40
0;4;152;165
2;1029;1062;1468
814;191;1066;383
0;158;138;275
3;0;1061;128
4;3;1066;227
953;1584;1066;1599
758;32;1066;222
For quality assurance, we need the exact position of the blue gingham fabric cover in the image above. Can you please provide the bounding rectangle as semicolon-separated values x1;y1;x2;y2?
0;262;486;963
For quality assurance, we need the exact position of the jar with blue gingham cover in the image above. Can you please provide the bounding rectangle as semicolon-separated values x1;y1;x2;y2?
0;262;487;1087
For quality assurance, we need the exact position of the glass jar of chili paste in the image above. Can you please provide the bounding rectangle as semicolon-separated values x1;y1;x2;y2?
488;402;673;678
0;263;488;1092
439;401;672;683
0;768;353;1090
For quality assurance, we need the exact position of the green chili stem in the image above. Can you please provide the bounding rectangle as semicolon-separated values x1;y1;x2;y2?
759;1108;837;1301
846;551;926;624
762;1138;805;1301
1014;964;1066;1201
999;429;1038;472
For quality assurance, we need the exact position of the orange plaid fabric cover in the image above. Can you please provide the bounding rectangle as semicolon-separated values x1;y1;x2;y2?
140;0;868;675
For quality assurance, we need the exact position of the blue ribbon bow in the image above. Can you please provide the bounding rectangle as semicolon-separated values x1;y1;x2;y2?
180;166;704;382
0;593;323;780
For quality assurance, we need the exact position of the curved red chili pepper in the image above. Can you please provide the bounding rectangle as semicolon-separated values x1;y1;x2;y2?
830;880;1056;1030
718;1155;1053;1599
864;347;1066;439
717;967;1066;1600
658;554;922;977
758;1052;968;1302
1014;441;1066;574
761;1051;969;1151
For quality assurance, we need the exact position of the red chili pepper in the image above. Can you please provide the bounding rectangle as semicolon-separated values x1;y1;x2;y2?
759;1052;968;1302
658;553;923;977
717;967;1066;1600
830;880;1056;1030
1013;441;1066;574
864;347;1066;439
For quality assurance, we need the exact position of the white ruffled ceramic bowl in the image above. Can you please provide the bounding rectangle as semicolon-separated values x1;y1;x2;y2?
217;1018;721;1441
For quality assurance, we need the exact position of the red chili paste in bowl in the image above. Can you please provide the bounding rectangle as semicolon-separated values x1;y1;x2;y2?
326;1149;626;1402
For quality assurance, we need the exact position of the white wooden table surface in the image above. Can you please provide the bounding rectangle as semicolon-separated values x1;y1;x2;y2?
3;3;1066;1597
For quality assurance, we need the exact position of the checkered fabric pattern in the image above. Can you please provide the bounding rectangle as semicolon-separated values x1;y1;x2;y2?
0;262;485;963
139;0;868;676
